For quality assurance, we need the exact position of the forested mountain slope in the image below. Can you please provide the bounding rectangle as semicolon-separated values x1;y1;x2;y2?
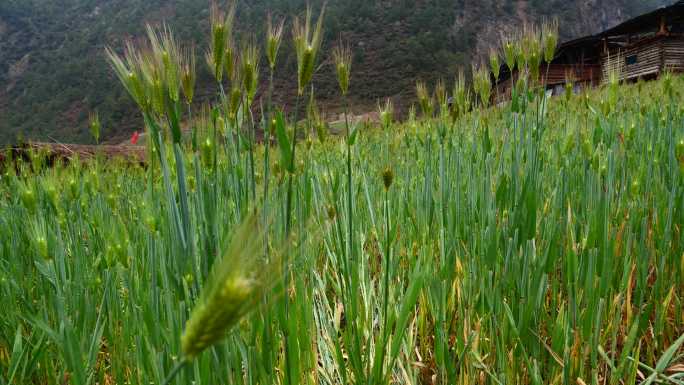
0;0;668;144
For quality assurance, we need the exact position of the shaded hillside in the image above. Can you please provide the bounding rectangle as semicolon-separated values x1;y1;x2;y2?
0;0;669;144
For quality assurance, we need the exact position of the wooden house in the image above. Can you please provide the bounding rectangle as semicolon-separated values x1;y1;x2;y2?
600;0;684;82
494;37;603;102
494;0;684;101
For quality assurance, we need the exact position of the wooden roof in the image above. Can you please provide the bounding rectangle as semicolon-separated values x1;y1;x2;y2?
558;1;684;51
596;1;684;38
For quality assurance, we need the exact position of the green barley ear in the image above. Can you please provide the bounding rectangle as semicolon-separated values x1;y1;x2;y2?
452;69;471;120
514;28;527;70
89;111;101;144
208;1;236;83
489;48;501;83
134;47;159;112
29;218;49;260
181;45;196;105
266;13;285;71
204;49;219;82
473;63;492;108
154;25;181;103
382;167;394;190
520;24;532;64
225;40;236;84
332;40;352;96
516;69;528;93
379;98;394;130
20;183;37;213
293;4;326;95
307;91;327;142
564;70;575;103
136;24;186;118
524;24;542;80
181;212;278;360
144;25;169;96
501;35;516;71
240;39;260;105
210;2;226;81
106;43;149;112
542;19;559;64
434;78;447;112
512;68;529;112
228;83;243;120
408;104;417;132
607;64;620;110
416;80;432;117
151;75;166;117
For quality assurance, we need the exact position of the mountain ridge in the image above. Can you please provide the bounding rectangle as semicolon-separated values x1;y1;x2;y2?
0;0;669;145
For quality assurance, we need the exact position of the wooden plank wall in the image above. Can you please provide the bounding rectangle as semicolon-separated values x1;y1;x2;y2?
493;64;600;103
542;64;602;85
602;41;663;82
664;37;684;72
602;36;684;83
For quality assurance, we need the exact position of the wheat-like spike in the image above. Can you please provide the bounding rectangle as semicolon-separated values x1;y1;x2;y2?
292;11;309;95
208;1;235;83
490;48;501;82
181;213;277;360
225;40;236;85
266;13;285;70
293;4;326;95
452;68;471;120
181;45;196;105
379;98;394;130
106;44;148;111
416;80;432;118
240;39;261;104
332;40;352;96
228;72;243;120
500;32;517;72
473;63;492;108
89;111;101;144
434;78;447;109
160;25;182;103
542;19;559;63
210;2;226;81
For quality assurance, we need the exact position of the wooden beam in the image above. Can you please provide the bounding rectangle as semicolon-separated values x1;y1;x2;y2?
657;15;669;36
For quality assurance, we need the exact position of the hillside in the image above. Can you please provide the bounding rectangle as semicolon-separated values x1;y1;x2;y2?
0;0;669;145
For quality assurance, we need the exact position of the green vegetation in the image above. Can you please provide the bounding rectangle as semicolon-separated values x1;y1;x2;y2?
2;4;684;385
0;0;669;145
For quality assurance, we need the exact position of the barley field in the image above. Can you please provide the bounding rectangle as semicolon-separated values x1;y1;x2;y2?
1;6;684;385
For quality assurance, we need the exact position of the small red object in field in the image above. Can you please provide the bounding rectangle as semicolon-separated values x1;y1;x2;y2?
131;131;140;145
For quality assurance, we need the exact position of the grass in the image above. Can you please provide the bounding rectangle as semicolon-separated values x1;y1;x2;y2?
1;10;684;385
